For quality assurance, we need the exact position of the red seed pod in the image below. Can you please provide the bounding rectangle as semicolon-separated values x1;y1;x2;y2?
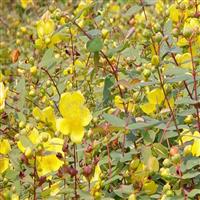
83;165;92;177
66;166;78;177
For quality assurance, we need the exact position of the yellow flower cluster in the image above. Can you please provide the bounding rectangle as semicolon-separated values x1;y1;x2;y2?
56;91;92;144
35;13;62;49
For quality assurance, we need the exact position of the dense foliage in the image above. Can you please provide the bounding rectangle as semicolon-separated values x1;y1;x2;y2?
1;0;200;199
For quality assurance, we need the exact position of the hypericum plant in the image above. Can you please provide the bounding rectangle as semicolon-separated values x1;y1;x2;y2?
1;0;200;199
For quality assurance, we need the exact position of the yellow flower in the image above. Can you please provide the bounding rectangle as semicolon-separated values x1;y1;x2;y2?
17;128;64;176
175;53;192;69
0;139;11;173
37;154;63;177
35;18;62;49
0;139;11;154
32;106;56;131
140;103;156;115
191;131;200;157
140;88;164;115
0;157;9;173
90;164;102;183
114;95;135;113
20;0;33;9
37;19;55;39
0;82;7;111
147;88;164;105
56;91;92;144
11;194;19;200
155;0;164;14
169;4;181;22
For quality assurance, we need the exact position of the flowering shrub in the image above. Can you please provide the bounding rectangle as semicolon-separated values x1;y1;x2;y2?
1;0;200;199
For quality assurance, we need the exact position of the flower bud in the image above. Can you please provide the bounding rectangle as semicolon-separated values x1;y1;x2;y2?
151;55;159;66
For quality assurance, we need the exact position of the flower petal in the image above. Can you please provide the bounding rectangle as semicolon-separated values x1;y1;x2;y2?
147;88;164;105
70;125;84;144
0;157;9;173
37;154;63;176
140;103;156;115
0;139;11;154
56;118;69;135
81;107;92;126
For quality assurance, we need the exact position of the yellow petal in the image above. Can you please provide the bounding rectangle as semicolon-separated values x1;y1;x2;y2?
37;154;63;176
91;164;102;183
20;0;33;9
0;139;11;154
37;20;45;38
59;91;85;117
147;88;164;105
81;107;92;126
56;118;69;135
71;91;85;106
29;128;40;144
50;34;62;45
35;38;45;49
169;4;180;22
42;106;56;130
192;131;200;156
176;53;192;69
140;103;156;115
177;36;188;47
44;19;55;36
0;157;9;173
33;107;44;121
70;125;84;144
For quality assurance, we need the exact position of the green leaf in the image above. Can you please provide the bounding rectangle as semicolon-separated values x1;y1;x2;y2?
107;42;128;57
125;5;141;17
94;52;101;67
113;185;133;198
188;189;200;198
40;48;57;68
182;171;200;179
104;175;121;185
143;0;157;5
87;37;103;53
103;113;125;127
181;157;200;172
175;97;198;105
103;75;115;105
152;143;168;158
16;78;26;109
128;119;161;130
